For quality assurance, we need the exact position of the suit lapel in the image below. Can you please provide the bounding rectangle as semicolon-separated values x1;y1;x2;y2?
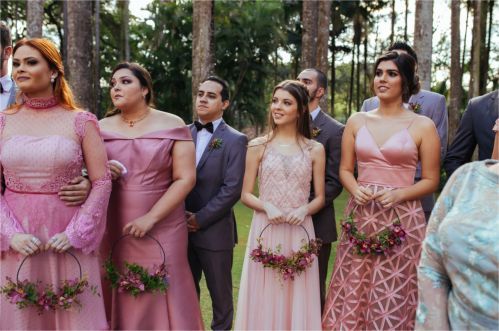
197;120;226;170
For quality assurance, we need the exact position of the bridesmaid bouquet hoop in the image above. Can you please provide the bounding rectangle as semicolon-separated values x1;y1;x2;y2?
0;251;97;314
342;203;406;256
104;234;169;297
250;224;322;281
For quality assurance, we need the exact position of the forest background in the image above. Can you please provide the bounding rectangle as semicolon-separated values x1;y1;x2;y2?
1;0;498;324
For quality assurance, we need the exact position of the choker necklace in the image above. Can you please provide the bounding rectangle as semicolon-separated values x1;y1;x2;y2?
121;109;150;127
23;95;58;110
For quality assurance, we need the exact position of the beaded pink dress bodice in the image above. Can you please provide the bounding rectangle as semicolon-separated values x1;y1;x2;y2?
258;144;312;210
0;108;88;193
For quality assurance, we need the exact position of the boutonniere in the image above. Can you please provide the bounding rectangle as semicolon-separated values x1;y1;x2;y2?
209;138;223;150
312;127;322;138
409;102;422;114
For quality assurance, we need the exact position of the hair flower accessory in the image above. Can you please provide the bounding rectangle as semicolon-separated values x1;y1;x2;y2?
209;138;223;150
341;204;406;256
409;102;422;113
0;251;98;314
104;234;169;297
250;224;322;281
312;127;322;138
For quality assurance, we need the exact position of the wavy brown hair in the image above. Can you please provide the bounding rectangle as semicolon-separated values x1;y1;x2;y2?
267;80;311;141
12;38;78;111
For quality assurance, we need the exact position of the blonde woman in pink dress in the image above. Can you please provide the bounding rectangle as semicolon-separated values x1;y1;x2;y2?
322;51;441;330
99;62;203;330
235;80;325;330
0;38;111;329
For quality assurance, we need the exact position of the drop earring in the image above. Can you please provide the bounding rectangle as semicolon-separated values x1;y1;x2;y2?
50;76;55;83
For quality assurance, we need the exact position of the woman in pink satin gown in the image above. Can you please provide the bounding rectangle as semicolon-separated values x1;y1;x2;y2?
0;39;111;329
99;62;203;330
322;52;441;330
235;80;326;330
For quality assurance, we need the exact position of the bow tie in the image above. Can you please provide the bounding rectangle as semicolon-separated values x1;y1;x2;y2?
194;121;214;133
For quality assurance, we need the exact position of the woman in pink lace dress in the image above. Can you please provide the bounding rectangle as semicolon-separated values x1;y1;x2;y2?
0;39;111;329
235;80;325;330
322;51;441;330
99;62;203;330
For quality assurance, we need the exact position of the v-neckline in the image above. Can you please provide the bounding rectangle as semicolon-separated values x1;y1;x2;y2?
361;125;414;151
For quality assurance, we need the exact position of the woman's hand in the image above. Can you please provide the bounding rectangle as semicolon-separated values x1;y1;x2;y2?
108;160;124;181
353;186;374;205
263;202;285;224
373;188;405;209
10;234;42;256
286;206;308;225
123;214;157;238
46;233;72;253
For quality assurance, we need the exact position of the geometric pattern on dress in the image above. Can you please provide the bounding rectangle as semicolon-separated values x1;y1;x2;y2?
322;184;426;331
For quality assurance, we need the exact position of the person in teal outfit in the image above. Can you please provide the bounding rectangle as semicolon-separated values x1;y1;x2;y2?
416;159;499;330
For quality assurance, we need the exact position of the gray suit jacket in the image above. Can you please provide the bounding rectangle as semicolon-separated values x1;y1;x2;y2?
186;120;248;251
1;80;16;112
361;89;448;179
311;110;344;243
444;90;498;177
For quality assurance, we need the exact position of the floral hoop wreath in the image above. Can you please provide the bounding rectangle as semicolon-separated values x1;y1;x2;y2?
104;234;169;297
342;202;406;256
250;224;322;281
0;250;97;314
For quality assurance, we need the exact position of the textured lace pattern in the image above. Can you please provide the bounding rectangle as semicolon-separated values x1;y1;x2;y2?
0;108;111;253
258;144;312;210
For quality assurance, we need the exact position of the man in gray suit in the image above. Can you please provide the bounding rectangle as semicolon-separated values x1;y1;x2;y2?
444;90;498;176
361;41;448;221
186;76;247;330
1;22;16;111
297;68;344;312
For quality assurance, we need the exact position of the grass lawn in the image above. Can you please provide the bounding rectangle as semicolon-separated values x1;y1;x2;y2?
198;191;350;327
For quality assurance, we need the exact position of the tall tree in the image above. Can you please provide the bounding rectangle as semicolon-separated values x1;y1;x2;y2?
67;1;94;111
478;0;490;94
191;0;214;119
118;0;130;61
316;0;331;112
404;0;409;41
27;0;44;38
469;0;485;98
390;0;396;44
300;0;318;69
413;0;434;90
449;0;462;142
94;0;101;116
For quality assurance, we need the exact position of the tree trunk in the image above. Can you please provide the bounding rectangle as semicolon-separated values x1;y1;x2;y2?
461;1;470;74
118;0;130;62
316;0;330;112
484;0;494;91
404;0;409;41
390;0;396;45
63;0;68;66
478;0;489;95
192;0;214;120
348;45;355;118
469;0;483;99
67;1;94;112
94;0;101;117
363;32;368;101
27;0;44;38
414;0;433;90
300;0;318;70
449;0;462;143
330;31;335;117
356;41;361;112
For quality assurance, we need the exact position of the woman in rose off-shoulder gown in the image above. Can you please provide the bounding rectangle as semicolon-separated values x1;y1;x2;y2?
99;62;203;330
0;39;111;330
322;51;441;330
235;80;326;330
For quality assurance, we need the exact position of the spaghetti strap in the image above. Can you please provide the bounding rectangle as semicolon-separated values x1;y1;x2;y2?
406;115;417;129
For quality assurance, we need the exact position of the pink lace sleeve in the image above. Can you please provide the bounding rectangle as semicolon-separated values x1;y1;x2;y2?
0;114;25;251
65;112;111;254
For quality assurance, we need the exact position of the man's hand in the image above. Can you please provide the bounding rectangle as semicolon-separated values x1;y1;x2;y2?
58;176;91;206
186;212;200;232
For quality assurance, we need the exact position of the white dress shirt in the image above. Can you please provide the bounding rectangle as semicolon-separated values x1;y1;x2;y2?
310;106;321;121
195;117;223;166
0;74;14;112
